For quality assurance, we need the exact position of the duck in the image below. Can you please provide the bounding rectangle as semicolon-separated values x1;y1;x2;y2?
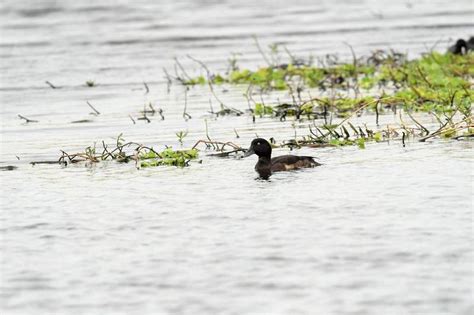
448;37;474;55
244;138;321;178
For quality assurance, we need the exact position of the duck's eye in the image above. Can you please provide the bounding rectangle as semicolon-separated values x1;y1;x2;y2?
256;142;260;145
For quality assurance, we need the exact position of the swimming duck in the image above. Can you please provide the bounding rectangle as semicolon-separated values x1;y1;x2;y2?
448;37;474;55
244;138;320;178
448;39;468;55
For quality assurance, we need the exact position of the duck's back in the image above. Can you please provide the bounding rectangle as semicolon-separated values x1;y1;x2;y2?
270;155;320;172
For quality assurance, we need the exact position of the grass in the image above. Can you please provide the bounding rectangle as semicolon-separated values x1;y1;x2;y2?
178;50;473;118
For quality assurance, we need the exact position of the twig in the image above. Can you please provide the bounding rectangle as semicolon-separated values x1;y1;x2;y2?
192;139;242;151
137;116;150;123
148;103;156;114
45;81;57;89
416;66;433;88
71;119;93;124
283;45;297;65
454;133;474;140
143;82;149;94
163;68;172;93
86;101;100;115
419;112;467;142
208;99;215;114
253;35;272;67
183;88;191;120
343;42;357;69
18;114;38;123
207;149;245;157
204;119;211;142
342;125;351;139
375;100;379;126
0;166;17;171
406;110;429;135
187;55;243;116
174;57;193;81
158;109;165;120
316;97;385;138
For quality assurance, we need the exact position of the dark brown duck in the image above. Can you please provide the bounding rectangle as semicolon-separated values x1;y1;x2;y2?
448;37;474;55
244;138;320;178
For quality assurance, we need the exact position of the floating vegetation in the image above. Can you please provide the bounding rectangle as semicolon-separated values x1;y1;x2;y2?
85;80;95;87
71;119;94;124
21;42;473;173
27;111;471;169
140;148;198;168
184;50;472;92
133;102;164;123
0;165;18;171
279;110;473;150
54;134;200;168
45;81;58;89
18;114;38;123
86;101;100;115
175;48;473;118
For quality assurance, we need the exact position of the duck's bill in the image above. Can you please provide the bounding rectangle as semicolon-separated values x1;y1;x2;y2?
243;148;255;157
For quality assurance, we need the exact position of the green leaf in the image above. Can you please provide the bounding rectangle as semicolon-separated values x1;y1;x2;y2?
356;138;366;149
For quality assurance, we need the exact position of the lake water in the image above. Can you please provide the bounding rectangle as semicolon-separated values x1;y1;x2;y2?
0;1;473;314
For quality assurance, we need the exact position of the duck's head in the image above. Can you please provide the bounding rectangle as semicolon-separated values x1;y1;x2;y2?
244;138;272;158
455;39;467;49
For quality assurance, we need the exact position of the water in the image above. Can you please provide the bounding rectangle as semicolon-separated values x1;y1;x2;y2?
1;1;473;314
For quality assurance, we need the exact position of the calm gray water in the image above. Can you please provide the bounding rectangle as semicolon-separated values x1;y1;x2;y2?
1;1;473;315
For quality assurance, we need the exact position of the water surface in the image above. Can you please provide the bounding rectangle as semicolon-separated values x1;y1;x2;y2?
1;1;473;314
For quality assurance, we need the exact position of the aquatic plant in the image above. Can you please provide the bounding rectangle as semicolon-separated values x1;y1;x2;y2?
85;80;95;87
175;130;188;145
187;140;245;158
29;44;472;171
86;101;100;115
177;49;473;118
18;114;38;123
45;81;58;89
56;134;199;168
140;148;198;168
278;107;473;150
